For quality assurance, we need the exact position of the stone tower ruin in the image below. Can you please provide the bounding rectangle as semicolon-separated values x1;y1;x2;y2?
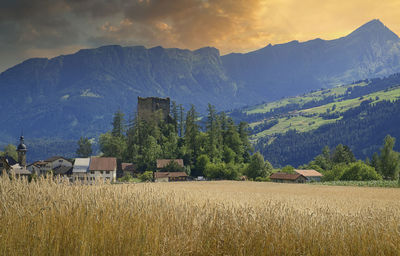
137;97;171;123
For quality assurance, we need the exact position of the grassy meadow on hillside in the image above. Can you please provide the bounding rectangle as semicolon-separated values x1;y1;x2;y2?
1;177;400;255
242;82;400;140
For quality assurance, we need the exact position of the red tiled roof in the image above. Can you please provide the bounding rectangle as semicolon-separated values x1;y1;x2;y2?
154;172;188;179
270;172;305;180
121;163;137;171
294;169;323;177
89;157;117;171
156;159;184;169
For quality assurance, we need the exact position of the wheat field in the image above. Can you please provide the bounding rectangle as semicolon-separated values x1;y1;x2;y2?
1;176;400;255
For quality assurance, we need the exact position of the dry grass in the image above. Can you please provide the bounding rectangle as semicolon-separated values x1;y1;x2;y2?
1;177;400;255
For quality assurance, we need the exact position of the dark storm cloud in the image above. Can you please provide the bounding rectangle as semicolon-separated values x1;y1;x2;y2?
1;0;399;72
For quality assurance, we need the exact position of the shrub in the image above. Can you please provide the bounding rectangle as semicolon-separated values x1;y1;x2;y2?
340;161;382;181
139;171;154;182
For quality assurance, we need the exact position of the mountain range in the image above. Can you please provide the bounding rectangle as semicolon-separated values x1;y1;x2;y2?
1;19;400;160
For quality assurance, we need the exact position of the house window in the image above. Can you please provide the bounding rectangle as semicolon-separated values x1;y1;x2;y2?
100;171;104;174
106;171;110;174
59;160;63;163
90;171;94;174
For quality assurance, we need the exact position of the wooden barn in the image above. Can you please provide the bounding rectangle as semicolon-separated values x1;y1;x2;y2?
154;172;188;182
270;172;307;183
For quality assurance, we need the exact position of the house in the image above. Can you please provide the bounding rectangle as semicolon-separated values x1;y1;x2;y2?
44;156;73;171
121;163;137;177
0;155;17;174
27;161;47;175
156;159;184;170
270;172;307;183
72;158;91;182
9;164;31;177
53;166;73;177
27;156;72;176
154;172;188;182
88;157;117;182
294;169;323;182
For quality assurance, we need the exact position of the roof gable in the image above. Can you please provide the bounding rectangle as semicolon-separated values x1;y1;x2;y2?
121;163;137;171
156;159;184;169
89;157;117;171
294;169;323;177
73;158;90;173
44;156;71;163
270;172;306;180
154;172;188;178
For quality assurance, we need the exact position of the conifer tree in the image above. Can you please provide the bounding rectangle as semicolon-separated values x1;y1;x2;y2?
111;109;126;137
184;105;200;165
171;101;179;133
76;137;92;158
178;104;184;137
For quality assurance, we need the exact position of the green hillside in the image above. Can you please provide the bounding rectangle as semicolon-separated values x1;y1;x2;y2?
252;86;400;139
228;74;400;144
245;81;367;115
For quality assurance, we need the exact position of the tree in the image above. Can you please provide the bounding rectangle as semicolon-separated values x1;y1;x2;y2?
378;135;400;180
139;171;153;182
161;160;185;172
111;110;126;137
76;137;92;157
178;104;184;137
184;105;200;165
205;104;221;162
246;152;269;179
195;154;210;176
141;136;162;171
332;144;355;164
1;144;18;160
171;101;179;133
238;122;252;163
281;165;295;174
99;132;127;160
340;161;382;181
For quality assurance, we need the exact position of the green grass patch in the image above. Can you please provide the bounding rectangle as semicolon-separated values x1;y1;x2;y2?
313;180;400;188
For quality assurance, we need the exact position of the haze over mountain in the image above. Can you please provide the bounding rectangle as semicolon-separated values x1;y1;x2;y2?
1;19;400;159
222;19;400;100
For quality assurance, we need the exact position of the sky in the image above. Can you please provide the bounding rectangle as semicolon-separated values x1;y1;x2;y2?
1;0;400;72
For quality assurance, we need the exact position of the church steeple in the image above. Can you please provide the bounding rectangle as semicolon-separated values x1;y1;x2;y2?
17;135;27;167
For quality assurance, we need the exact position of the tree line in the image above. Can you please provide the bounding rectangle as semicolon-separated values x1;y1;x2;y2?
256;100;400;167
78;102;273;180
299;135;400;182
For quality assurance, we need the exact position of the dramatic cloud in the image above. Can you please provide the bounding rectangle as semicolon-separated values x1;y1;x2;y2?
1;0;400;72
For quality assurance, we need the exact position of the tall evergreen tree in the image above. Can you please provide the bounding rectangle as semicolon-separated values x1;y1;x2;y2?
205;104;221;162
111;109;126;137
185;105;200;165
76;137;92;158
171;101;179;133
238;121;252;162
178;104;184;137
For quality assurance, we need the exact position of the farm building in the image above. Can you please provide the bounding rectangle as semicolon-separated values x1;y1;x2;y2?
72;158;90;182
154;172;188;182
270;172;307;183
53;166;73;177
156;159;184;170
88;157;117;182
294;169;323;182
27;156;72;176
0;155;17;174
121;163;137;177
